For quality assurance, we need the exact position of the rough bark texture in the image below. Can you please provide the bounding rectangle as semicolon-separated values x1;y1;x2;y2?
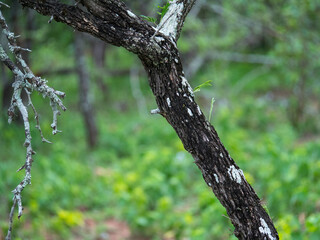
18;0;279;239
141;53;277;240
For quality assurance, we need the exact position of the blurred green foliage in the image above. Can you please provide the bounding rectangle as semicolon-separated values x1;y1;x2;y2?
1;0;320;239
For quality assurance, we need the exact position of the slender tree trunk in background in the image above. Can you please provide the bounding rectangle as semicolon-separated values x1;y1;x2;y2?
129;66;147;116
23;9;35;65
1;1;29;120
74;32;98;148
1;2;19;114
1;64;11;114
288;50;309;132
19;0;279;239
90;37;108;95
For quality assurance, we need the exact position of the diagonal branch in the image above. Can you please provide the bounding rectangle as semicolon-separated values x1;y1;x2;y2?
16;0;279;239
19;0;155;55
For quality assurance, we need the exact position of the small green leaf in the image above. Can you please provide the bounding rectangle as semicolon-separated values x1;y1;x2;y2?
140;15;158;24
193;80;212;93
157;1;171;21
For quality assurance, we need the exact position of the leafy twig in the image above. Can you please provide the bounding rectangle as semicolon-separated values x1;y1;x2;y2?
141;0;172;25
193;80;212;93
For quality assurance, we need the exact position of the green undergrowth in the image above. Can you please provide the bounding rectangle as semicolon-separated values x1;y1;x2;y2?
1;2;320;239
1;88;320;239
1;31;319;239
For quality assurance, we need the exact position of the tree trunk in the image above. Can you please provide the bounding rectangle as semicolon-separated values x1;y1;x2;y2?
138;43;277;238
89;37;109;95
74;31;99;148
1;63;11;114
18;1;279;239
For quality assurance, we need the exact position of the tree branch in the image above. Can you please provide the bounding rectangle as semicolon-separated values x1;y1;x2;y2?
0;7;66;240
15;1;279;239
19;0;156;55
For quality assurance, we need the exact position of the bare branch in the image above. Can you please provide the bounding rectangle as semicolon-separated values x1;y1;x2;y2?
0;8;66;240
14;0;279;239
26;89;52;143
19;0;155;55
5;200;16;240
0;1;9;8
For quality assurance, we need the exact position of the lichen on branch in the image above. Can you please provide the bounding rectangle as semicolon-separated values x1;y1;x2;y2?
0;6;66;240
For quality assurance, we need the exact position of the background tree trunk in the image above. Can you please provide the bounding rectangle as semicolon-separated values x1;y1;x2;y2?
89;37;109;96
74;31;98;148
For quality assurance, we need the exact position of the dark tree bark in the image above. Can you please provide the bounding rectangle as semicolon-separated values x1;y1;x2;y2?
18;0;279;239
74;31;99;148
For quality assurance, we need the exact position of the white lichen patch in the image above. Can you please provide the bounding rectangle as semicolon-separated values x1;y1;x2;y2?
220;153;223;158
227;165;244;184
188;97;193;102
176;92;179;96
181;76;194;96
127;10;137;18
166;98;171;107
158;0;184;39
150;108;160;114
259;218;276;240
187;108;193;116
197;105;202;115
202;134;209;142
181;77;187;86
208;182;212;187
154;36;165;43
175;58;179;63
214;174;219;183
